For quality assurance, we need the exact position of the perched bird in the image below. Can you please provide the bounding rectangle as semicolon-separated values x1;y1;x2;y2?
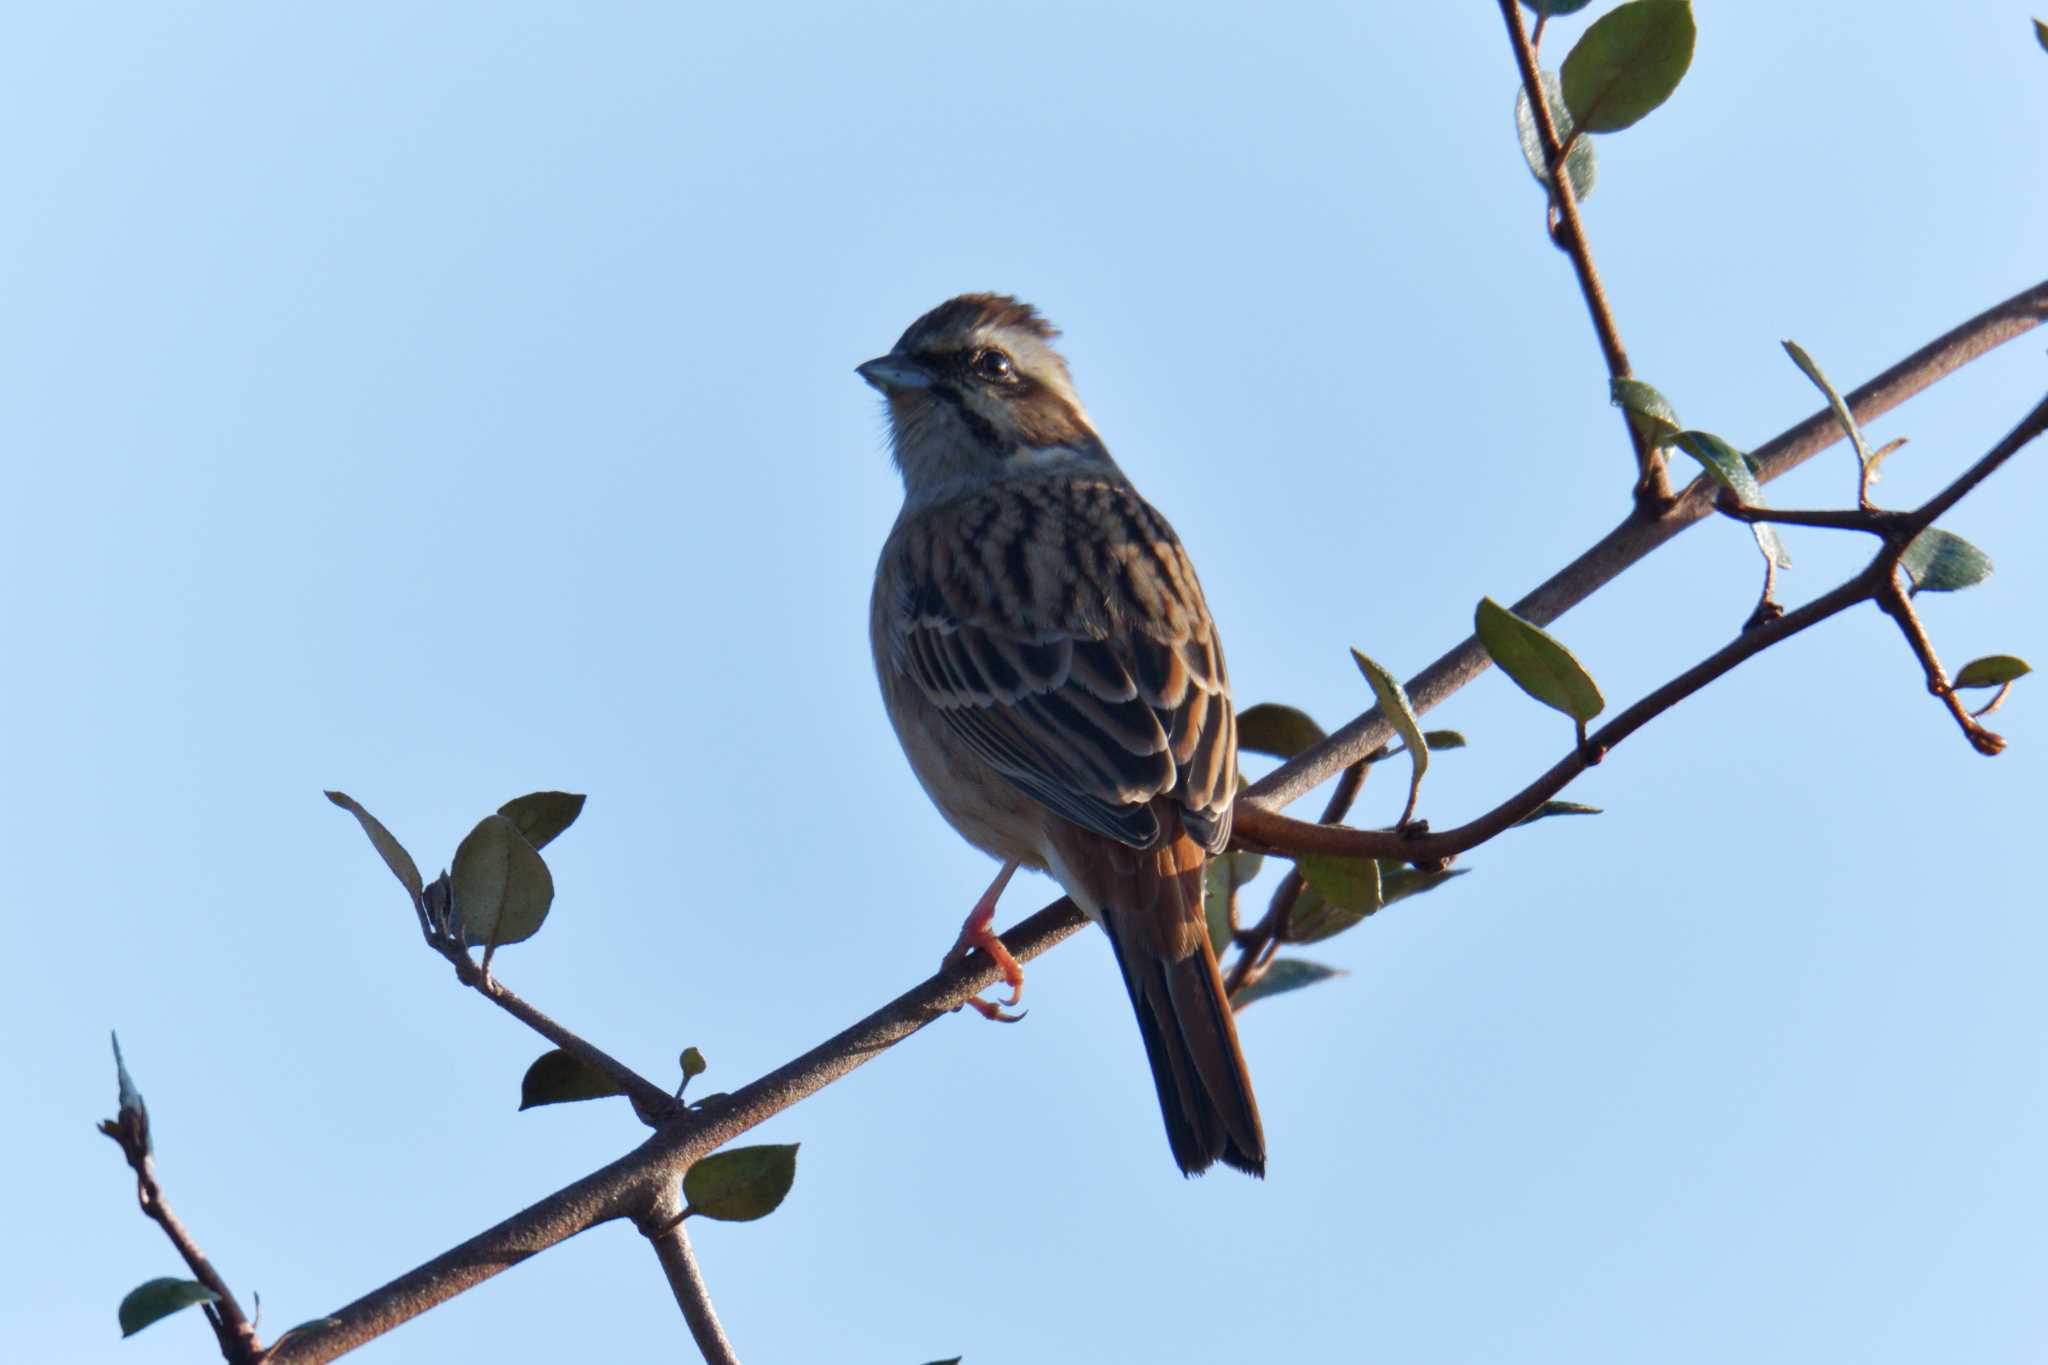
862;294;1265;1177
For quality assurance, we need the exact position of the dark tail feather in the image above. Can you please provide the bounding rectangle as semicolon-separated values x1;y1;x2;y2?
1101;905;1266;1178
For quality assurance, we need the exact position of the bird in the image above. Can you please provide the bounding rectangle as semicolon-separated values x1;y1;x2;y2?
861;293;1265;1177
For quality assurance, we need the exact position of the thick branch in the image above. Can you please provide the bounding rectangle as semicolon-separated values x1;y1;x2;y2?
264;300;2047;1365
1248;278;2048;813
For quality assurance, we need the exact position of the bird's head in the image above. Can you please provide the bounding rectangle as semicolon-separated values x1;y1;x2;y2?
859;293;1115;500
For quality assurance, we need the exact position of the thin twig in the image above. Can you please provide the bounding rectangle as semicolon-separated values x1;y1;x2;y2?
1249;278;2048;814
644;1202;741;1365
420;876;678;1122
1717;501;1914;534
99;1122;260;1363
1497;0;1668;507
1879;577;2007;755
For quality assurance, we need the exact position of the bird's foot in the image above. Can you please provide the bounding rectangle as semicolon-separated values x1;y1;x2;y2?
943;860;1026;1022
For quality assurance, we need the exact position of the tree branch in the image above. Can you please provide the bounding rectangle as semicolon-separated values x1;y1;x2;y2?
643;1201;741;1365
1497;0;1668;507
99;1114;260;1363
419;875;679;1123
261;308;2048;1365
265;903;1090;1363
1248;277;2048;814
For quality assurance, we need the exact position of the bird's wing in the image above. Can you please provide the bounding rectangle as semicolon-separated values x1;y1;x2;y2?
881;476;1235;852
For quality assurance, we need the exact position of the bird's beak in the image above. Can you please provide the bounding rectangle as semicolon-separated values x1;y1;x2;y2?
856;355;933;394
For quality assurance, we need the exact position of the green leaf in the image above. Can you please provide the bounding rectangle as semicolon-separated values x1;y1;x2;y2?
1953;655;2031;689
1235;703;1325;759
497;791;587;852
1560;0;1696;133
451;813;555;949
680;1047;709;1082
1474;598;1605;728
1380;864;1469;906
919;1358;965;1364
1202;847;1263;956
1900;529;1994;594
684;1144;800;1222
119;1278;219;1338
1284;886;1361;945
1513;800;1603;826
1514;68;1598;202
1519;0;1597;12
1671;430;1791;569
1610;377;1682;448
1351;649;1428;824
2035;17;2048;53
1781;339;1872;472
1290;854;1382;942
519;1049;625;1110
1421;729;1467;751
1232;958;1346;1010
325;791;424;902
111;1032;146;1129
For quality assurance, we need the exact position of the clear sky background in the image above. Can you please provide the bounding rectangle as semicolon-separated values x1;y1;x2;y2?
5;4;2045;1362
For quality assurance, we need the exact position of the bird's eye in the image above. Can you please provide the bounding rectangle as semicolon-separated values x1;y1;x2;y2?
971;348;1014;382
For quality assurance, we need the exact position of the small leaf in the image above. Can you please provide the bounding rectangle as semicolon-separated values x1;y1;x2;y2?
451;813;556;949
680;1047;709;1082
1290;886;1371;945
1671;430;1790;569
119;1278;218;1338
1475;598;1605;726
1513;800;1603;826
1295;854;1383;913
1611;377;1682;448
1290;854;1382;942
519;1049;625;1110
325;791;424;902
497;791;587;852
2035;17;2047;53
919;1358;965;1364
1560;0;1696;134
1781;339;1872;472
1953;655;2031;689
1235;703;1326;760
1232;958;1346;1010
1379;864;1469;906
1202;847;1263;956
1900;529;1994;594
1514;68;1598;201
1351;649;1427;825
1421;729;1467;751
683;1144;800;1222
111;1032;146;1127
1519;0;1597;12
1864;435;1908;486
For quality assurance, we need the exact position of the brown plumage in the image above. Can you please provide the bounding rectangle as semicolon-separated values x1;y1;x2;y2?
863;294;1265;1176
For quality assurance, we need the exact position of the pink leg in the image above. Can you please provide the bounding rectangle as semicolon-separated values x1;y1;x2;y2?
944;859;1026;1022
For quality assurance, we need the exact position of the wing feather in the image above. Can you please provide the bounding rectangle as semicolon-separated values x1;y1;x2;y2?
881;476;1235;852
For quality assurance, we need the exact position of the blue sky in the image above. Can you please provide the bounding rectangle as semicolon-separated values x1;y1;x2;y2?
5;4;2045;1362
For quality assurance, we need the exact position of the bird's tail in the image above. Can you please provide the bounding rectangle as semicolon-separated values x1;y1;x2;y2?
1097;830;1266;1178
